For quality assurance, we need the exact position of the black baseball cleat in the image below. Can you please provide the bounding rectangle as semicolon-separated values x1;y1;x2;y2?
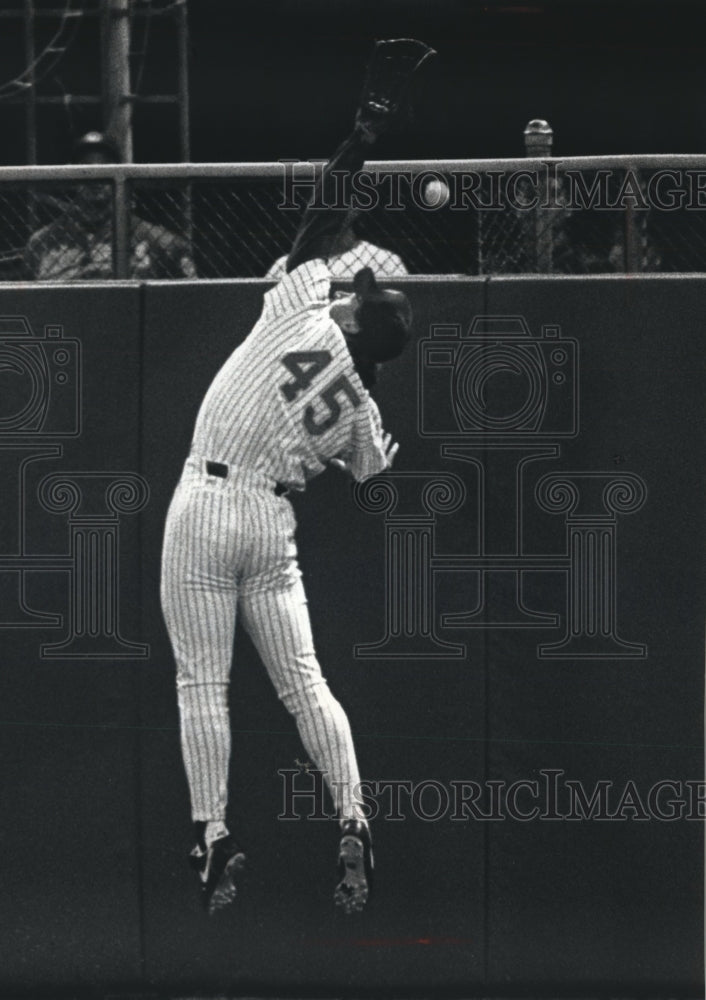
334;819;374;914
189;825;247;917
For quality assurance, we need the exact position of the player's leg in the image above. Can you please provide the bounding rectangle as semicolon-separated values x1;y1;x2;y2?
161;481;249;913
238;492;373;912
160;481;237;831
240;575;366;824
239;572;374;913
236;494;365;823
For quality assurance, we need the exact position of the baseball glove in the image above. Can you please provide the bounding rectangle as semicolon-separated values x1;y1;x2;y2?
355;38;437;142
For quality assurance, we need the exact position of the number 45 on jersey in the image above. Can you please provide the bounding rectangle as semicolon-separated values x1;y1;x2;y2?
280;351;362;436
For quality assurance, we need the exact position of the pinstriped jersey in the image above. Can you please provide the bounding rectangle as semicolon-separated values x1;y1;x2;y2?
190;259;388;489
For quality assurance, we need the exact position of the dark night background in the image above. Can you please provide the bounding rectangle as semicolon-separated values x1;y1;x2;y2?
0;0;705;165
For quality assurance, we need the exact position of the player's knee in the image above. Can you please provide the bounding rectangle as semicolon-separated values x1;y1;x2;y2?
280;677;339;719
174;651;232;687
177;679;229;710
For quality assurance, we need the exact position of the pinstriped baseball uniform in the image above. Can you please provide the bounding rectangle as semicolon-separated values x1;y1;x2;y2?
161;258;389;826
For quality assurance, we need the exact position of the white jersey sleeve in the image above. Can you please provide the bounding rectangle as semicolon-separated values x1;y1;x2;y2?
343;395;388;482
261;258;330;320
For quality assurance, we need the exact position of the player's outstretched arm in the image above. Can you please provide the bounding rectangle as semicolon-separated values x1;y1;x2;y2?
286;39;436;274
285;128;376;274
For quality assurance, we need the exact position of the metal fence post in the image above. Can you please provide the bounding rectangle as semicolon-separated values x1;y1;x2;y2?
101;0;133;164
113;173;129;279
624;168;640;273
177;0;194;264
524;118;553;273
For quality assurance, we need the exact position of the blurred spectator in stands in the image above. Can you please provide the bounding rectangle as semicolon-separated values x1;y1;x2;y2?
25;131;196;280
606;225;662;272
265;213;407;280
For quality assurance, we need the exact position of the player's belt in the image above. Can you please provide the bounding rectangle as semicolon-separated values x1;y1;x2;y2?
205;460;289;497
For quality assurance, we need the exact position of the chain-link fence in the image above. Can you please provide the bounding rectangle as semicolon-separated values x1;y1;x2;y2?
2;156;706;281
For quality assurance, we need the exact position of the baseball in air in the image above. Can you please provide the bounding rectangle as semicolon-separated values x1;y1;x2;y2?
422;177;450;207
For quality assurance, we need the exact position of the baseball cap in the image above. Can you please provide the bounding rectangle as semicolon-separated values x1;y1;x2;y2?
73;131;120;164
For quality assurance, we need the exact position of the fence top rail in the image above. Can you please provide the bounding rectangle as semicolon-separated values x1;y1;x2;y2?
2;153;706;182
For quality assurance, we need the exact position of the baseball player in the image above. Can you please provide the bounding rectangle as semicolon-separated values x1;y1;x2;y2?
160;39;435;917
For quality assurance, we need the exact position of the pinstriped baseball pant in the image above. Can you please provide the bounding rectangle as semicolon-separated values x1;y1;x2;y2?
160;461;364;824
